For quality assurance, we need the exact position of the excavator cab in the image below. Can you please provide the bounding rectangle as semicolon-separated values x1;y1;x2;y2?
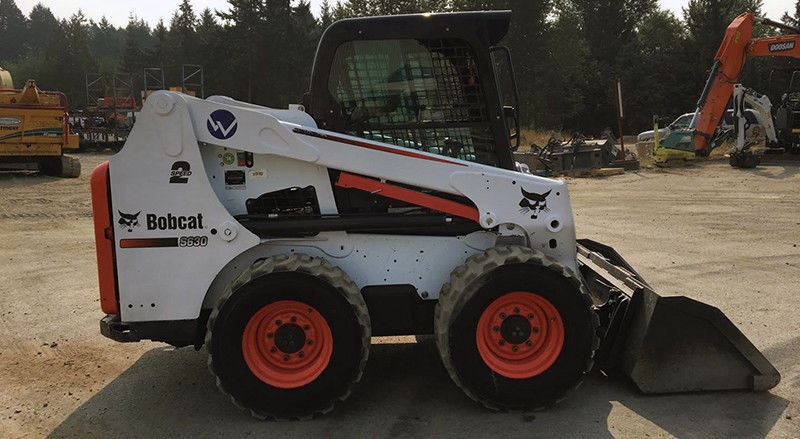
304;11;520;170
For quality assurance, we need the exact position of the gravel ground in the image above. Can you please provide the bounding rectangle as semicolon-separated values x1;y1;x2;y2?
0;152;797;438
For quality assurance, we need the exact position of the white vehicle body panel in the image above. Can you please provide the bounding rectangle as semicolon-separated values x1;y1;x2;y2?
110;91;577;322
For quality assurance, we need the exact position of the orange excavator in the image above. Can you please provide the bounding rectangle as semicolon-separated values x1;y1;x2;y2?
689;13;800;166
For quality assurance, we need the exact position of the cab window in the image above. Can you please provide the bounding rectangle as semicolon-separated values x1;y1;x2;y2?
328;39;498;165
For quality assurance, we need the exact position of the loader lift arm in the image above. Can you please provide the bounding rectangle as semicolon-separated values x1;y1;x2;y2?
692;13;800;153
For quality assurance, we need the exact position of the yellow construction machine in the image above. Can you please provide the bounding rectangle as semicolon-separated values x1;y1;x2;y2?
0;72;80;177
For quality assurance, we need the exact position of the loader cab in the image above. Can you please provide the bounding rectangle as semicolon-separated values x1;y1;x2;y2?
304;11;519;170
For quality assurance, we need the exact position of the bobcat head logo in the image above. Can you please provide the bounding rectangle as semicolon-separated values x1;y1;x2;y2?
519;188;551;219
118;210;141;232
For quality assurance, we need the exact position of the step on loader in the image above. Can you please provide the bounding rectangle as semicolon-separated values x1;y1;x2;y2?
90;11;779;419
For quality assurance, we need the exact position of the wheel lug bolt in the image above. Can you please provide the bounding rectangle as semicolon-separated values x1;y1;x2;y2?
267;332;273;338
532;327;540;334
307;340;313;345
528;313;534;319
298;351;304;358
283;355;289;361
499;340;505;346
526;340;533;346
270;347;277;353
303;324;310;330
275;320;282;326
493;326;499;332
291;316;297;323
499;313;506;319
512;345;519;352
514;307;519;313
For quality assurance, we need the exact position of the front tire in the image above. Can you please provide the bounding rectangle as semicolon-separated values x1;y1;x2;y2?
206;254;370;420
435;246;599;410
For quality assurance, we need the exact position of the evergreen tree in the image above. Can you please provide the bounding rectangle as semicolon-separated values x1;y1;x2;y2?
320;0;334;28
287;1;321;101
56;11;97;105
503;0;553;127
782;1;800;28
0;0;788;133
88;17;125;63
169;0;198;64
219;0;265;101
121;14;147;74
531;4;595;129
27;4;60;56
618;8;694;130
196;8;221;96
150;19;169;67
684;0;767;96
331;1;352;20
0;0;29;62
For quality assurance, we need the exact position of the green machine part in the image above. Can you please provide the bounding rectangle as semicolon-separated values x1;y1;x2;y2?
652;115;696;165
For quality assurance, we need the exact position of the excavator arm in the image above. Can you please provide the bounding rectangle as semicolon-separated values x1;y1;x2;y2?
692;13;800;152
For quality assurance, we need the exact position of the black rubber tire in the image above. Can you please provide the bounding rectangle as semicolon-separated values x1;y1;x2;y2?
59;155;81;178
206;254;370;420
435;246;599;411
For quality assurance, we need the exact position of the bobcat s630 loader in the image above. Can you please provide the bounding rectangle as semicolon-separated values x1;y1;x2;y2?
91;11;779;419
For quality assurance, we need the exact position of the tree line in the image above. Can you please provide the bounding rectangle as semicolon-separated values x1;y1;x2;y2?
0;0;797;135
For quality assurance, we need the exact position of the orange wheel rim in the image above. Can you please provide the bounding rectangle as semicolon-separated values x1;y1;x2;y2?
242;300;333;388
475;292;564;379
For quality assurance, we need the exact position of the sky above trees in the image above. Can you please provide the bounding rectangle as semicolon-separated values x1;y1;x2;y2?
14;0;795;27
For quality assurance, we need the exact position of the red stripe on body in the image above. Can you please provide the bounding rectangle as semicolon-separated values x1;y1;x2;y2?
336;172;479;222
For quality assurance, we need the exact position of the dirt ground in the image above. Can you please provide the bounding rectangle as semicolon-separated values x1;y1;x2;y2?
0;152;798;438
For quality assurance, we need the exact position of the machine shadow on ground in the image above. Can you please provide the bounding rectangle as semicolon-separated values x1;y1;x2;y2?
747;163;800;179
48;338;788;438
0;172;59;186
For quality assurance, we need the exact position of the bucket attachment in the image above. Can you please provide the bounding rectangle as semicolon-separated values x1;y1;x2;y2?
577;239;780;394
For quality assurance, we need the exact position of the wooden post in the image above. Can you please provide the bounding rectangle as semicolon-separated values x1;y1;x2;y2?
614;78;625;155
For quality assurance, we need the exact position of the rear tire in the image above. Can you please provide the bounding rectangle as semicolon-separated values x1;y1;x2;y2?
206;254;370;420
435;246;599;410
59;155;80;178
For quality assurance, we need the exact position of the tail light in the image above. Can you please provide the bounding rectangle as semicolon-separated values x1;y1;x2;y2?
90;161;119;314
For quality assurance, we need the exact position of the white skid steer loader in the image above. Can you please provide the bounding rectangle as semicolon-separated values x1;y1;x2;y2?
90;11;779;419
